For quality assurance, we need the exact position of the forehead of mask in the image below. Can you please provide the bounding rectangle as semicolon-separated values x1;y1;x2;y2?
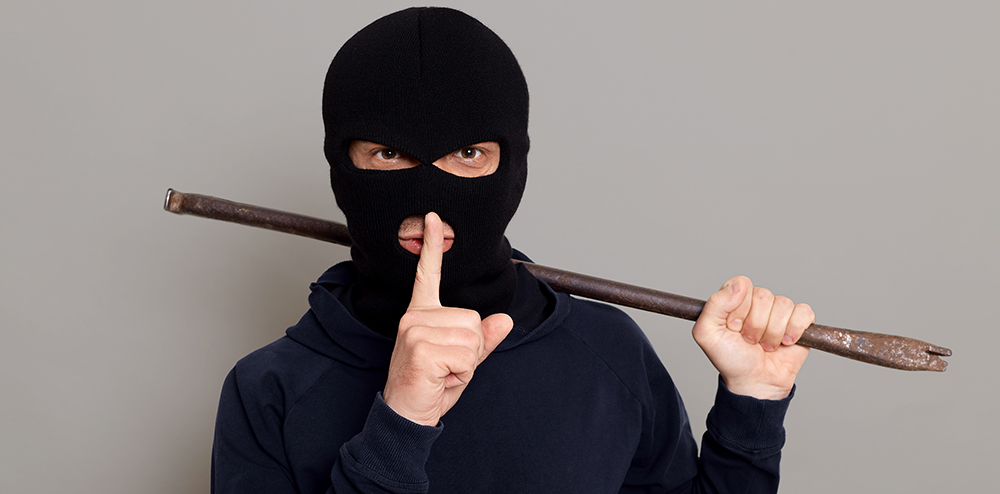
322;7;529;166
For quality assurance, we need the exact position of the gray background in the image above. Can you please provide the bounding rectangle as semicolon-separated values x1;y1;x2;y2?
2;1;997;492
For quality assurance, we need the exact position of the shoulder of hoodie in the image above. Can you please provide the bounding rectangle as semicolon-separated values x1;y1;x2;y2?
554;295;673;402
513;251;660;371
224;261;356;412
228;335;335;416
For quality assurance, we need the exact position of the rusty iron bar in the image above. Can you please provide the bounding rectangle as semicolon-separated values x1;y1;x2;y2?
164;188;352;245
164;188;952;372
516;262;951;372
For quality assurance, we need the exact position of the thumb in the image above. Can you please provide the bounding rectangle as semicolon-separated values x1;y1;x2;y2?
479;313;514;363
409;212;444;309
700;276;752;333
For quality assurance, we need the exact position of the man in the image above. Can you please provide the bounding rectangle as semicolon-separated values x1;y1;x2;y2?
212;7;813;493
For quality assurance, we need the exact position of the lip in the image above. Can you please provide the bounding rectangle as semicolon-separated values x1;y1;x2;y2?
397;215;455;255
398;237;455;255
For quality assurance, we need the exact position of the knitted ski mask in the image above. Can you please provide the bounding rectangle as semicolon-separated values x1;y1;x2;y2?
322;7;529;334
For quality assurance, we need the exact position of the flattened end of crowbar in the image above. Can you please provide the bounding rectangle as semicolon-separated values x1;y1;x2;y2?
164;188;185;214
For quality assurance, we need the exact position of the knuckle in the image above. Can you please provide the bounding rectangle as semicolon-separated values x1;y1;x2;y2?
460;347;480;367
399;311;432;332
414;266;439;286
448;349;478;376
795;303;816;323
742;320;764;336
763;324;785;340
753;286;774;301
772;295;794;312
399;312;419;328
709;286;731;302
408;339;434;360
458;308;482;327
721;275;751;293
414;268;428;285
401;325;434;347
453;328;481;349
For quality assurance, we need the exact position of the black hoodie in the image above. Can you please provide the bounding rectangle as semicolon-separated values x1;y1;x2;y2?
211;261;794;493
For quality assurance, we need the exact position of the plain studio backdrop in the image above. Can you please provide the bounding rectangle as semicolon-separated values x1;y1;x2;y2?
2;1;997;492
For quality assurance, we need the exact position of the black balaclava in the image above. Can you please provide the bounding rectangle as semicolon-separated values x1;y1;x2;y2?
322;7;530;335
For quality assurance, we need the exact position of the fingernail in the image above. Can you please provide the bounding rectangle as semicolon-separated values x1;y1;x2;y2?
760;342;775;352
743;334;755;344
783;335;793;345
729;319;743;331
729;282;738;294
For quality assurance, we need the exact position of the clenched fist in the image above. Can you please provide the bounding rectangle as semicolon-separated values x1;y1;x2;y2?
693;276;814;400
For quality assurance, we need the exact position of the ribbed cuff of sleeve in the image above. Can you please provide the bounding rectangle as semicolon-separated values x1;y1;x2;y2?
341;392;443;489
706;376;794;458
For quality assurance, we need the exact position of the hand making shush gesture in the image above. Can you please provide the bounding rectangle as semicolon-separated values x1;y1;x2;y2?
382;212;514;426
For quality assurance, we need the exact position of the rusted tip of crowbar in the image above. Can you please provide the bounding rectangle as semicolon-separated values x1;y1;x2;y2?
925;344;953;372
930;345;953;357
798;325;952;372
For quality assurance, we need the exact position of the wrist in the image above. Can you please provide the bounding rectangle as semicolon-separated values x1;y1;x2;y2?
382;388;440;427
722;376;793;400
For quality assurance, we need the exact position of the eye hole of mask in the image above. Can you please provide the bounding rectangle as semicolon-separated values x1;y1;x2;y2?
348;140;501;177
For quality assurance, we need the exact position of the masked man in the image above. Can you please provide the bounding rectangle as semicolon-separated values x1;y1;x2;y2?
212;7;813;493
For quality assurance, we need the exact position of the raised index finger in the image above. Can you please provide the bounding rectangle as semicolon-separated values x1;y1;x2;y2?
409;212;444;308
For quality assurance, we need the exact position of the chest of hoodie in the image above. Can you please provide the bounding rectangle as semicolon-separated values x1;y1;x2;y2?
281;294;659;491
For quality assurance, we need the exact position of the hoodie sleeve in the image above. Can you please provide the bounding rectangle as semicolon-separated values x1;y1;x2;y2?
671;378;793;494
619;344;793;493
211;368;299;494
330;393;443;493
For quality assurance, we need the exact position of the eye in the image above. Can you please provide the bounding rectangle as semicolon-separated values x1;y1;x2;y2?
378;149;399;160
457;147;483;160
